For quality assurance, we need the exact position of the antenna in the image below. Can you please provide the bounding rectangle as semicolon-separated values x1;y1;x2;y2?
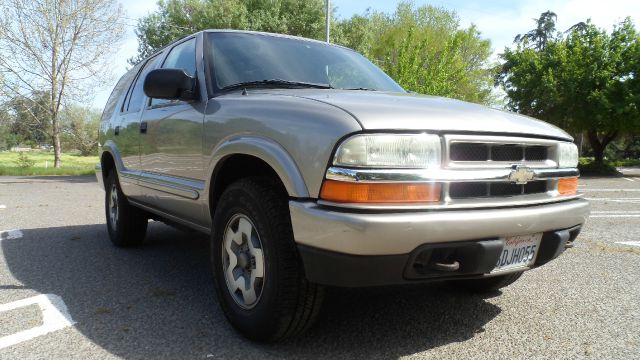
325;0;330;43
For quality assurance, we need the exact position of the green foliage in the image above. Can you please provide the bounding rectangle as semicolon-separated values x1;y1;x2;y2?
6;91;52;146
2;133;21;150
60;105;101;156
578;157;622;176
15;151;35;168
334;2;495;104
131;0;326;64
499;14;640;163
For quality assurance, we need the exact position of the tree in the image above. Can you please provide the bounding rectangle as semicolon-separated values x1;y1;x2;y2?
0;0;125;167
334;2;495;104
499;14;640;163
131;0;326;64
513;11;557;50
60;104;101;155
6;91;52;146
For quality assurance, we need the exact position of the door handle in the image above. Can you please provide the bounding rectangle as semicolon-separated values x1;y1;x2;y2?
140;121;148;134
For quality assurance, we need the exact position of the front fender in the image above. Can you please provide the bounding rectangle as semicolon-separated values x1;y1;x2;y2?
207;135;310;198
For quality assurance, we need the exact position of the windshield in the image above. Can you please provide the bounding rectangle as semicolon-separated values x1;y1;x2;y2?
206;32;404;92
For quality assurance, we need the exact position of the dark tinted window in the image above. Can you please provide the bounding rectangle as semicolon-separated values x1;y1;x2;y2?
125;55;160;113
151;38;196;107
207;32;404;92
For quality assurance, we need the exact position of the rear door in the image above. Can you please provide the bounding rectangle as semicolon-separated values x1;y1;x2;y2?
137;36;207;225
113;54;161;200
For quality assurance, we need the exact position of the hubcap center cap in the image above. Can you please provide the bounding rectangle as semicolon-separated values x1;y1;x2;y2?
238;252;250;269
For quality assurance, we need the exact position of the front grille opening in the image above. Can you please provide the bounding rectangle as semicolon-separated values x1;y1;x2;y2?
525;146;548;161
449;180;548;199
449;143;487;161
491;145;523;161
449;142;549;162
449;182;486;198
490;182;521;196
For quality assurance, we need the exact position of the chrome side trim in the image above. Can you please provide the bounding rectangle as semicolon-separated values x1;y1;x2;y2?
326;166;579;183
124;171;204;200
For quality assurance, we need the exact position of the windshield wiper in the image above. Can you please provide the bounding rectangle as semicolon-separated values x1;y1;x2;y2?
222;79;333;91
343;87;378;91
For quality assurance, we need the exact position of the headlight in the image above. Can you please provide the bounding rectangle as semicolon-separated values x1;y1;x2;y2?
333;134;441;168
558;142;578;168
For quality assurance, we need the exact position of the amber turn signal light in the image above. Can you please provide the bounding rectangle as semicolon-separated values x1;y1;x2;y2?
558;177;578;195
319;180;441;203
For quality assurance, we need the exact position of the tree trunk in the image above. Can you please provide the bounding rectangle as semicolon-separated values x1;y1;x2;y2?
52;115;61;168
587;130;618;164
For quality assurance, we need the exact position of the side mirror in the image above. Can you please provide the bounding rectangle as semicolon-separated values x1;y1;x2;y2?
143;68;196;100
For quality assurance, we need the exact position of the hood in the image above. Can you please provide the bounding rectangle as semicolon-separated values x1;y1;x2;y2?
270;89;572;141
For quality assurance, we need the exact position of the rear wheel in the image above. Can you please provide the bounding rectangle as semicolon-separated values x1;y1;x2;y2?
104;171;148;247
450;271;524;293
211;177;323;342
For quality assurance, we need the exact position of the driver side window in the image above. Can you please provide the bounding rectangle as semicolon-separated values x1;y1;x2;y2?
150;38;196;107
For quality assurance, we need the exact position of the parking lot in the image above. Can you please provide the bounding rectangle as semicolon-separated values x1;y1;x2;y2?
0;175;639;359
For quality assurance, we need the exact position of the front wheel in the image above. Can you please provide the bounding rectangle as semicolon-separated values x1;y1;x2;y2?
104;171;148;247
211;177;323;342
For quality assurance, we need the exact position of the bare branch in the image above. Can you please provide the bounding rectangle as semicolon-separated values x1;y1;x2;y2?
0;0;125;167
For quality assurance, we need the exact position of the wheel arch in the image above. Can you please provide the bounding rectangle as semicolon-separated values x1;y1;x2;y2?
206;136;310;215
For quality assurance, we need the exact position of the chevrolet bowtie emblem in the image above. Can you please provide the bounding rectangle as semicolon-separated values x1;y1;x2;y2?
509;165;535;184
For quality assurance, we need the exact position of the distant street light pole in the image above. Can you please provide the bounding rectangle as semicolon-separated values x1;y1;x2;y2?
325;0;330;43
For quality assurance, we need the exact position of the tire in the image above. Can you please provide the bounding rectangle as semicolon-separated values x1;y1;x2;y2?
211;177;323;342
104;170;148;247
450;271;524;293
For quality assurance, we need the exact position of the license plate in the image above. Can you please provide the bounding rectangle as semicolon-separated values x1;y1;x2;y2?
492;233;543;273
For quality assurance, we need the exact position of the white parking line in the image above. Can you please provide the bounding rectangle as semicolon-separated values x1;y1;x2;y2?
0;204;6;209
585;198;640;203
591;211;640;214
0;229;23;241
0;294;76;350
582;189;640;192
616;241;640;247
623;177;636;182
590;215;640;218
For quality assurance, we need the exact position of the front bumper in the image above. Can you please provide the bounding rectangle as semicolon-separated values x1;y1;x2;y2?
289;198;589;286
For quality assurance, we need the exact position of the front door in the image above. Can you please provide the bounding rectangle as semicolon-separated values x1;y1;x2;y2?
138;36;206;225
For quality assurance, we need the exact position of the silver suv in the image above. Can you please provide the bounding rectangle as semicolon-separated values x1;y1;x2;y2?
97;30;589;341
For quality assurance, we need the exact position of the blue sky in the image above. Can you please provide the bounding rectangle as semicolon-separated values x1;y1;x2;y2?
92;0;640;108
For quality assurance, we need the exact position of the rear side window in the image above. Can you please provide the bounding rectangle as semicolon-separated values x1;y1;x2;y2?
123;55;161;113
151;38;196;107
101;67;138;122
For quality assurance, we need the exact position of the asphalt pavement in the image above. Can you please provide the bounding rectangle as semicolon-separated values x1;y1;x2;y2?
0;175;639;359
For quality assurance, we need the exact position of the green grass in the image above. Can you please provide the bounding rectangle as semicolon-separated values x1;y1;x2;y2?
0;151;97;176
608;158;640;167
